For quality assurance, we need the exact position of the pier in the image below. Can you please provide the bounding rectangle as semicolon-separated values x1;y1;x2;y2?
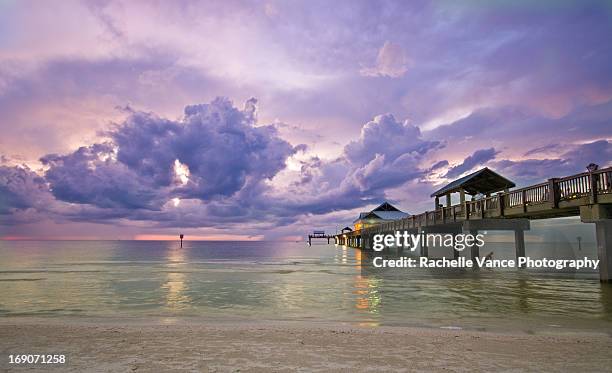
308;230;334;245
333;166;612;281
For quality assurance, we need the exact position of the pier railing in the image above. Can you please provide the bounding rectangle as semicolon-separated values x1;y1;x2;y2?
343;167;612;237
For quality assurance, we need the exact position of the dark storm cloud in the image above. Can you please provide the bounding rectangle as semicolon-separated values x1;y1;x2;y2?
41;143;164;210
0;165;48;214
177;99;295;199
37;97;295;214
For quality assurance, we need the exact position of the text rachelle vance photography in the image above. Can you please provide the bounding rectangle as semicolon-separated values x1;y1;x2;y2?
1;1;612;372
370;231;600;269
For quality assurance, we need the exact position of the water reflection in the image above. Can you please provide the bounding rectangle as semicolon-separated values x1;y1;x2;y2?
353;249;381;326
162;243;191;310
600;284;612;320
1;241;612;332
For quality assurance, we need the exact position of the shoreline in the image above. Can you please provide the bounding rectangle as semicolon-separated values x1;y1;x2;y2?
3;313;612;335
2;317;612;372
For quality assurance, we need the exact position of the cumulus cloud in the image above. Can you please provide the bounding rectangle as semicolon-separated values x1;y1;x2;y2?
32;98;295;220
1;97;609;235
360;41;410;78
41;143;165;210
6;110;440;227
280;114;441;215
0;165;49;215
345;114;438;165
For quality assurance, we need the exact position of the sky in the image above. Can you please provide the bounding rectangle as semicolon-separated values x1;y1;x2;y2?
1;0;611;240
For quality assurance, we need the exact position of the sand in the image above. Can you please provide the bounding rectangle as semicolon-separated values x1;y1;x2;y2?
1;318;612;372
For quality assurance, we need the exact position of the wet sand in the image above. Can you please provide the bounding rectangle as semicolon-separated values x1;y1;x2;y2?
1;318;612;372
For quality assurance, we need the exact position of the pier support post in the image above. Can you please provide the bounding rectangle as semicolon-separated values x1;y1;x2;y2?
463;229;479;263
420;228;428;258
515;229;526;268
580;205;612;281
595;220;612;282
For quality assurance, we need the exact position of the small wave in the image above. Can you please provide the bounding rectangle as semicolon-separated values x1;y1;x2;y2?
0;270;106;274
274;270;296;274
0;278;45;282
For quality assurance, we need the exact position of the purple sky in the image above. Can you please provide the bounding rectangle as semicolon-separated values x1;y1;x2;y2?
1;0;611;240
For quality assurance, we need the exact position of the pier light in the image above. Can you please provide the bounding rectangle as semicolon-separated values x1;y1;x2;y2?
586;163;599;172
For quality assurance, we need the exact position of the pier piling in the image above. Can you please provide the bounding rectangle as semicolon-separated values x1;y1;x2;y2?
595;220;612;281
515;229;526;268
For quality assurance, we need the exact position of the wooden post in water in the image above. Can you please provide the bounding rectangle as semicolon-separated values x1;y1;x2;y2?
179;234;184;248
465;229;479;263
595;221;612;282
420;228;428;258
515;230;525;268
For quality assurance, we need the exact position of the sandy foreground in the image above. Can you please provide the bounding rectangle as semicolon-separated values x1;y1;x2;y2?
1;318;612;372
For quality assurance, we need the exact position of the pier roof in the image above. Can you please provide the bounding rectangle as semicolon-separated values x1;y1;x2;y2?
353;202;409;223
431;167;515;197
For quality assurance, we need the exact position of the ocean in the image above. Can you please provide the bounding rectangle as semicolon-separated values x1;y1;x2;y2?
1;240;612;333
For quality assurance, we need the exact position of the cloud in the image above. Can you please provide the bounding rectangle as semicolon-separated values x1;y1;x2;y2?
523;143;560;157
280;113;441;215
360;41;410;78
41;143;165;210
424;101;612;163
0;165;49;215
428;160;449;172
40;97;295;212
445;148;500;178
492;140;612;186
345;114;438;165
1;101;610;237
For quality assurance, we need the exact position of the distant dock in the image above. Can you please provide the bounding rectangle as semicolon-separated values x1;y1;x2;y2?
308;230;334;245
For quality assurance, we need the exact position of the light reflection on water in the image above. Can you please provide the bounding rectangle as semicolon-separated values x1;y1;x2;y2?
162;247;190;310
1;240;612;332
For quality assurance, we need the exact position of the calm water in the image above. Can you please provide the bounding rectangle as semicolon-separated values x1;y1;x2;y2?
2;240;612;333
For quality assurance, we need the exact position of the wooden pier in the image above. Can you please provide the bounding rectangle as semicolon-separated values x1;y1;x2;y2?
308;230;334;245
333;166;612;281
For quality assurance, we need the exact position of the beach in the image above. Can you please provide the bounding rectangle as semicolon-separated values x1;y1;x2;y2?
2;318;612;372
